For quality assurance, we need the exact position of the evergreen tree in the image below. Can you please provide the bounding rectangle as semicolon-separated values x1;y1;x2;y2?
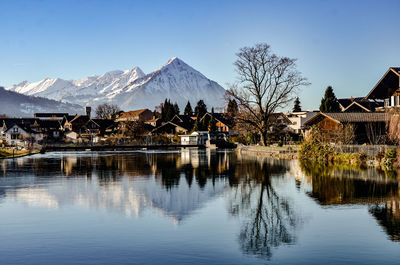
293;97;302;112
160;98;179;121
193;114;200;131
194;100;207;118
209;107;217;132
227;99;238;117
184;101;193;116
319;86;341;112
173;102;180;115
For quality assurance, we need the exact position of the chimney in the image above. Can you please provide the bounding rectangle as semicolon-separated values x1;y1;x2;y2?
86;106;91;118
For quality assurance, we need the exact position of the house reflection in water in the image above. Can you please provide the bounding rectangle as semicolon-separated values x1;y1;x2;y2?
0;150;236;224
300;161;400;241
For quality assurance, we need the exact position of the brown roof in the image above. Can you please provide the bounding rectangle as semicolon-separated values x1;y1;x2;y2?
119;109;150;118
305;112;387;126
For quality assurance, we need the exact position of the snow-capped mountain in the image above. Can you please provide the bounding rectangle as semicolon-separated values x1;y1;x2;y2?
0;87;83;116
7;58;226;110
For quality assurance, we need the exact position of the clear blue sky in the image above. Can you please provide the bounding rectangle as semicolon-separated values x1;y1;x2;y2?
1;0;399;110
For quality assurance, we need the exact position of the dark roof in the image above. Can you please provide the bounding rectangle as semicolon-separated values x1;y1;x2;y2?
391;67;400;75
305;112;387;126
337;97;364;109
152;121;189;134
4;122;34;133
343;100;384;112
0;118;38;129
200;112;234;128
365;68;400;100
91;119;116;129
170;115;194;131
36;119;62;129
34;113;69;118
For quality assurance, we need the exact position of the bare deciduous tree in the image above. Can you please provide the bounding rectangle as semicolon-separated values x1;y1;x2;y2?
95;103;121;119
228;43;309;145
335;124;355;145
387;109;400;144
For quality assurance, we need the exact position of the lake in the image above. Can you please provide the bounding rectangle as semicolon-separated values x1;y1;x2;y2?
0;150;399;264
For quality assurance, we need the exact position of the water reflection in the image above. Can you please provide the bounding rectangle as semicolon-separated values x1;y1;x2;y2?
0;150;235;224
2;151;400;262
300;161;400;242
227;158;298;258
0;150;302;260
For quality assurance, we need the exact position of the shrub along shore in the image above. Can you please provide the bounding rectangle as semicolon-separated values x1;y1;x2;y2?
237;127;399;172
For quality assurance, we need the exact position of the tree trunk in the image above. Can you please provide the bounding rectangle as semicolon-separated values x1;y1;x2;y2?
260;131;267;146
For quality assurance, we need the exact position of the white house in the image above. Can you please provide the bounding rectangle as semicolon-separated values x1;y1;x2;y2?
285;111;318;134
5;124;31;146
179;131;210;145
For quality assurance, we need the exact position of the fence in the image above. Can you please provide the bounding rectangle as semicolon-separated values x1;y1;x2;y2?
333;145;398;159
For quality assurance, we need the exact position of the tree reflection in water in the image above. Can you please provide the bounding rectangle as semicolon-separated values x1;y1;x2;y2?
0;151;301;258
228;158;298;258
300;161;400;242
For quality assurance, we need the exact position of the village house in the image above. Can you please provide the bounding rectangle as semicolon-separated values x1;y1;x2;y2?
285;111;318;134
145;117;162;127
0;118;40;146
364;67;400;108
151;115;195;136
304;112;387;144
116;109;153;122
200;112;234;135
34;113;70;120
180;131;210;145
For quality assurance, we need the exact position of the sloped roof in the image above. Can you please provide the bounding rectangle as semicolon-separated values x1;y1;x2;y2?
34;113;69;118
119;109;151;118
0;118;38;129
337;97;365;109
200;112;234;128
36;119;62;129
91;119;116;129
305;112;387;126
365;67;400;99
171;115;195;130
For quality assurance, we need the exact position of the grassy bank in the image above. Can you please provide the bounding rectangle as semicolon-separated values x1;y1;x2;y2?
0;149;39;159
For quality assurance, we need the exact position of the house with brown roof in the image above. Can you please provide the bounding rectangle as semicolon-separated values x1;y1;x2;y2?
116;109;153;122
199;113;234;134
304;112;387;144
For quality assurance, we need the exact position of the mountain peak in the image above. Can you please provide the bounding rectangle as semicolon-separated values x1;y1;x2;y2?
6;57;226;111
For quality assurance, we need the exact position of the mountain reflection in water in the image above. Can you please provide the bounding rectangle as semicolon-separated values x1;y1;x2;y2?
0;150;399;264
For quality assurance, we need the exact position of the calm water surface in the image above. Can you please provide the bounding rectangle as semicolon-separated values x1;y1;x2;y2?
0;150;399;264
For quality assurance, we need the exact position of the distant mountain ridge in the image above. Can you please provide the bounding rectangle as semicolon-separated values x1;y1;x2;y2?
0;87;82;117
7;58;226;111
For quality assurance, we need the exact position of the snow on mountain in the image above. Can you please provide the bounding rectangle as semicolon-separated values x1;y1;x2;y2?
0;87;83;117
7;58;226;111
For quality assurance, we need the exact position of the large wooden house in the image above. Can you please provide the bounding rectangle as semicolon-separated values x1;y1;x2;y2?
304;112;387;144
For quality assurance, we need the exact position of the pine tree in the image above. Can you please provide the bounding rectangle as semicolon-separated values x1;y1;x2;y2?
160;98;179;121
173;102;180;115
194;100;207;118
193;114;200;131
293;97;302;112
320;86;341;112
226;99;238;118
209;107;217;132
184;101;193;116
